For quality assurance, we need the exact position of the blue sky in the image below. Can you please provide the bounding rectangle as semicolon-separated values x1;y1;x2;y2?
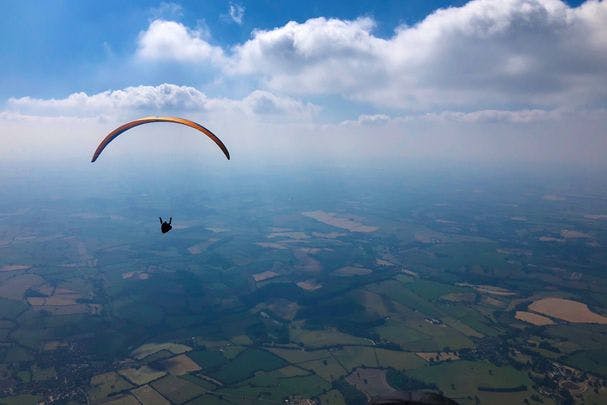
0;0;587;99
1;0;606;166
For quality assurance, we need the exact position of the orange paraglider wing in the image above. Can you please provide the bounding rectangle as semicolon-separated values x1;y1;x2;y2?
91;116;230;162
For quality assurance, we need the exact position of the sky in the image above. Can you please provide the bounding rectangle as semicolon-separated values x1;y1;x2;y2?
1;0;606;168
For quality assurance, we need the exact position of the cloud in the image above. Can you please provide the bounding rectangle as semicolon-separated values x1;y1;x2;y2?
340;114;391;126
421;109;559;123
136;20;224;64
149;2;183;20
6;84;318;121
228;3;245;25
8;84;209;116
226;0;607;110
339;107;607;127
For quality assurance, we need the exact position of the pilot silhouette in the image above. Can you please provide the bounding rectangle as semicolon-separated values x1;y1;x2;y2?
159;217;172;234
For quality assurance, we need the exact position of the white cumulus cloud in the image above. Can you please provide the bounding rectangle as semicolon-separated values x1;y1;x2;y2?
136;20;225;64
225;0;607;110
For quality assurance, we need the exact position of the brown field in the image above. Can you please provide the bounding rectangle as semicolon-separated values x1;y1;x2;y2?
299;247;325;254
43;341;68;351
150;374;206;404
311;231;345;239
266;299;299;320
161;354;201;375
401;269;418;277
440;292;476;303
89;372;134;402
119;366;166;385
346;368;398;399
101;394;140;405
297;280;322;291
458;283;515;296
0;265;31;272
482;296;507;307
28;288;80;306
30;303;100;315
358;290;392;318
497;248;532;256
414;231;442;244
539;236;564;243
256;242;288;249
528;298;607;324
0;274;45;300
560;229;591;239
187;238;219;255
131;385;170;405
302;211;378;233
253;271;279;282
268;231;309;240
27;287;101;315
294;249;322;272
416;352;460;362
515;311;555;326
334;266;373;276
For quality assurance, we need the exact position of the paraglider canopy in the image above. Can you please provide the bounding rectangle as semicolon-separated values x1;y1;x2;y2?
91;116;230;162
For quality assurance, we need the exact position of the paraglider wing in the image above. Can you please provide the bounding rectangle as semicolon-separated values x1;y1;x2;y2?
91;116;230;162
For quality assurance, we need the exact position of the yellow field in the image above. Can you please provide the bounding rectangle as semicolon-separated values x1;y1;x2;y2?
529;298;607;324
118;365;166;385
515;311;555;326
161;354;201;375
253;271;279;282
302;211;378;233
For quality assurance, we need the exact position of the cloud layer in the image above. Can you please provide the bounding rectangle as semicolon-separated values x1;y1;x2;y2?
135;0;607;110
7;84;318;121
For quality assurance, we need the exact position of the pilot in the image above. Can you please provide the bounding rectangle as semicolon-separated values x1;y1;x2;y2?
159;217;172;234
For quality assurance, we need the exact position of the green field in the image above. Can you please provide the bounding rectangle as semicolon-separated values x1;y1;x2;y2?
409;360;537;404
209;349;287;384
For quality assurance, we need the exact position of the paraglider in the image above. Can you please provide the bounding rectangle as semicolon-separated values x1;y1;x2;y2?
91;117;230;233
91;116;230;162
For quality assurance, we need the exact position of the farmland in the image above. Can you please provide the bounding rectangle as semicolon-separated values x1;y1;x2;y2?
0;165;606;404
